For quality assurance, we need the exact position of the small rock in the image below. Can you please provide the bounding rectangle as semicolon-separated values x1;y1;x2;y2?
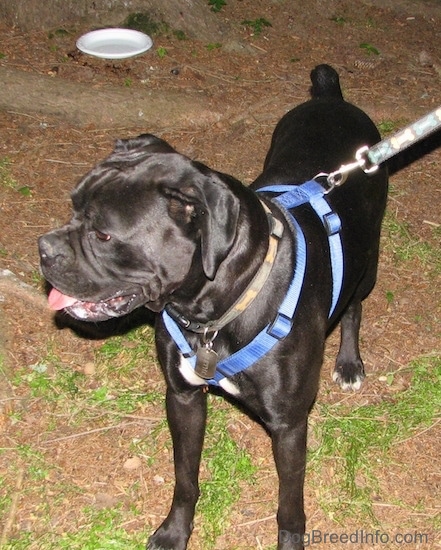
123;456;142;471
83;361;95;375
418;51;433;67
95;492;118;509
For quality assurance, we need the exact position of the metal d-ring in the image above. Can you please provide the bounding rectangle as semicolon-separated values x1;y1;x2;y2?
202;327;218;349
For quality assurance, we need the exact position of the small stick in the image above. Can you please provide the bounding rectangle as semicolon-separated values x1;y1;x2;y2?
0;466;25;546
423;220;440;228
44;159;89;166
42;420;156;445
394;417;441;447
237;514;276;527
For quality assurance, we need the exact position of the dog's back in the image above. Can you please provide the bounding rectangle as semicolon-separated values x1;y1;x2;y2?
252;64;382;187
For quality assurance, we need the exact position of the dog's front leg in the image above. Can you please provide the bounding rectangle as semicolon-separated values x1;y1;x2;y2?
147;387;207;550
271;417;308;550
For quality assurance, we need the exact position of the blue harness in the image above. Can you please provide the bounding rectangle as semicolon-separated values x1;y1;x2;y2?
162;179;343;387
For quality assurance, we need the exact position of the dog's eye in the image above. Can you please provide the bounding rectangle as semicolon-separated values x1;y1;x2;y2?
94;230;111;242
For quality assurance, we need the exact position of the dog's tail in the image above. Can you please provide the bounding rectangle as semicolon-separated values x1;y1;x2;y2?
310;64;344;100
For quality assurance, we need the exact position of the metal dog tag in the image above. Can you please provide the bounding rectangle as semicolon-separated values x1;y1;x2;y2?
195;346;218;379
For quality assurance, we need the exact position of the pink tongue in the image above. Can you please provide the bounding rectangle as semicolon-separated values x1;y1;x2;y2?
48;288;79;311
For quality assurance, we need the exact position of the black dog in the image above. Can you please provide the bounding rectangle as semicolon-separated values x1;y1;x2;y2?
39;64;388;550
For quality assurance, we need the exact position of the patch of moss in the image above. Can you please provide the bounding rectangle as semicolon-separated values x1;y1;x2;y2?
124;12;168;35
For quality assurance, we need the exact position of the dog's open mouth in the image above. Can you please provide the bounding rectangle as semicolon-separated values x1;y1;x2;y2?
48;287;145;321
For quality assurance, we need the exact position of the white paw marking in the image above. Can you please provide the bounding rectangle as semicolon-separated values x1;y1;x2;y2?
332;369;363;391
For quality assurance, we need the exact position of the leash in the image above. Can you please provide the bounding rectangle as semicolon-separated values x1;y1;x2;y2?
326;105;441;189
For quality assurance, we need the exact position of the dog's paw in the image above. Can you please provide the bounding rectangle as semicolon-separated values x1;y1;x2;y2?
147;535;183;550
147;525;191;550
332;361;365;391
147;536;178;550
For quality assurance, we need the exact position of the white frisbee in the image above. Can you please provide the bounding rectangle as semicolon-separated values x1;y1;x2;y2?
76;28;153;59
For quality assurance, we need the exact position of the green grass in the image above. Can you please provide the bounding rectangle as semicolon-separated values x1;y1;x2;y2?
0;157;17;189
1;507;147;549
1;325;163;549
96;326;156;371
3;304;440;546
208;0;226;12
156;46;168;58
359;42;380;56
14;327;164;421
382;210;441;271
241;18;272;36
57;507;146;550
124;12;166;36
309;356;441;522
378;119;408;136
206;42;222;51
0;156;32;195
2;323;257;549
198;399;257;547
330;15;347;25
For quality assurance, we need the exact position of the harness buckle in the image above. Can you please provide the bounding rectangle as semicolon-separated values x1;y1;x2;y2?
323;211;341;236
268;213;284;239
267;312;293;340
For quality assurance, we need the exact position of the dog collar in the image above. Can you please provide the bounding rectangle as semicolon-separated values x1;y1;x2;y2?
164;200;284;334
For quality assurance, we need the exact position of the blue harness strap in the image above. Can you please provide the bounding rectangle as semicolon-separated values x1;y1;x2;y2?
161;179;343;387
258;180;343;317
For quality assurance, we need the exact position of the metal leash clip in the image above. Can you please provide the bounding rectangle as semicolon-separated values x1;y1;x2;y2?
319;145;379;193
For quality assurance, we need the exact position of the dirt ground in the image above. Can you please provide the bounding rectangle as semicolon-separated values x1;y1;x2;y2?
0;0;440;548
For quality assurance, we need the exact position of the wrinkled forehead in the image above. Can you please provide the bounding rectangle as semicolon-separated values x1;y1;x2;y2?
71;151;196;207
69;151;204;232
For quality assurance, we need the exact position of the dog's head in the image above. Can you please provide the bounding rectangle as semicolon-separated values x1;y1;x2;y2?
39;134;240;321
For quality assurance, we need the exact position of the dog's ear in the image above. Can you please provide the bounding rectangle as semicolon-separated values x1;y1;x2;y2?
199;174;240;280
113;134;176;154
163;169;240;280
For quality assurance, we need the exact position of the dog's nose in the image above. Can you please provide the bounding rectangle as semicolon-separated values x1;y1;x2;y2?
39;234;55;259
38;233;65;268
